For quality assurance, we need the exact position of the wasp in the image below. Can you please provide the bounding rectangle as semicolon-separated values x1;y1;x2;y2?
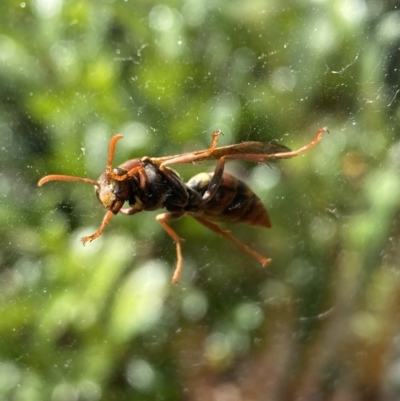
38;127;327;283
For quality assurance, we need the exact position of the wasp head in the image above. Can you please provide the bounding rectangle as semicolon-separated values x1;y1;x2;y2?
95;168;131;214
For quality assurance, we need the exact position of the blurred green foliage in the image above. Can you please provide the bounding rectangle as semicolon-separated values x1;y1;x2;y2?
1;0;400;400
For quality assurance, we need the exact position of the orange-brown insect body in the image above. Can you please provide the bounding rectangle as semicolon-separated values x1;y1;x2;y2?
38;128;327;283
187;172;271;228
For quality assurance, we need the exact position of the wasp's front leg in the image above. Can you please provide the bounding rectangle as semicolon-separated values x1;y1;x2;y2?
81;210;114;244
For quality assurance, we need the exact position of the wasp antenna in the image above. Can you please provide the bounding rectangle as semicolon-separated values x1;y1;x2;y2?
38;175;100;187
106;134;124;171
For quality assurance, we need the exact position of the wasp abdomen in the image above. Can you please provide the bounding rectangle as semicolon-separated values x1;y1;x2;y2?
186;172;271;228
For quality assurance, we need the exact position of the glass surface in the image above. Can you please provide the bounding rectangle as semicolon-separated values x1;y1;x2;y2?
1;0;399;400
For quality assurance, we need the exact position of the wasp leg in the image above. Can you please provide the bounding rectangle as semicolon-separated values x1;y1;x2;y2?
159;130;222;169
203;127;327;201
262;126;328;160
119;207;141;216
109;165;144;182
202;157;225;201
192;216;271;267
81;209;113;244
213;127;328;165
156;212;185;284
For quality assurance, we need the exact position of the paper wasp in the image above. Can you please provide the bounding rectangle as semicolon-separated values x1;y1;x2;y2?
38;127;327;283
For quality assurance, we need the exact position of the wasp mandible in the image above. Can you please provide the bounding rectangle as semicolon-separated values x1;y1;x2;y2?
38;127;328;283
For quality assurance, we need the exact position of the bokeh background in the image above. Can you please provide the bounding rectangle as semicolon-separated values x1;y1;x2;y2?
1;0;400;400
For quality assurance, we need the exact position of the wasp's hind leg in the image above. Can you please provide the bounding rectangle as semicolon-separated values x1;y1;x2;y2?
192;216;271;268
